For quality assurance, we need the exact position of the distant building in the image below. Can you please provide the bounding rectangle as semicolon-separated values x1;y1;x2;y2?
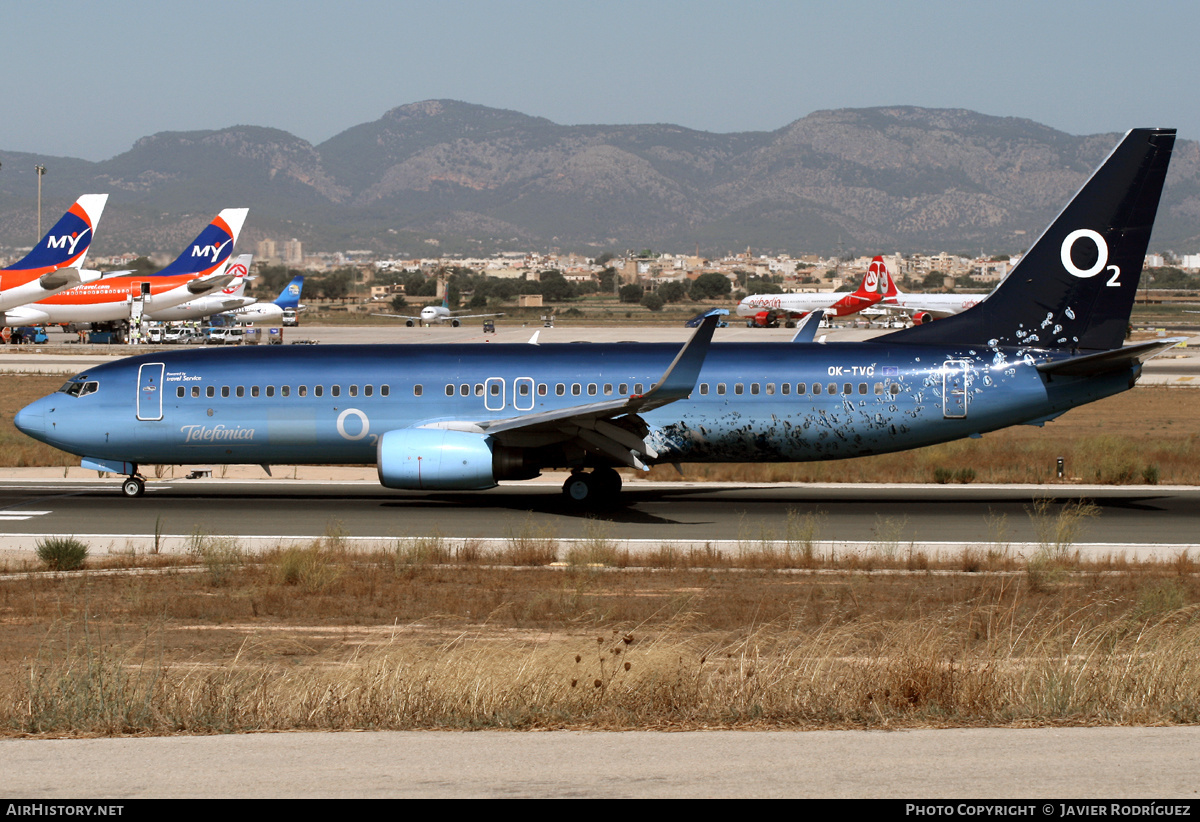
283;238;303;266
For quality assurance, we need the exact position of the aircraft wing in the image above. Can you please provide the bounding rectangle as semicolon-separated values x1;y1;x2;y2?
447;311;505;320
418;314;719;470
371;312;423;321
38;267;101;292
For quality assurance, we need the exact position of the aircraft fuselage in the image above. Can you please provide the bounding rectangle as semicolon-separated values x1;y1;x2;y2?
18;341;1131;470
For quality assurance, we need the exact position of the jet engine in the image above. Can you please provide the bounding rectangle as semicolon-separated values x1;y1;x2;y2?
376;428;537;490
912;311;934;325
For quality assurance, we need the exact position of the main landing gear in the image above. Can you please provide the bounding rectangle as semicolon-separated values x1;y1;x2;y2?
561;467;622;506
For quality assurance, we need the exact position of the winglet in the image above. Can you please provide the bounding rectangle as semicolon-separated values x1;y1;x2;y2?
790;309;825;343
630;313;718;411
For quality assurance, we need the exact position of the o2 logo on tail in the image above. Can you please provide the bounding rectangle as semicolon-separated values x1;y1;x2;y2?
1061;230;1121;287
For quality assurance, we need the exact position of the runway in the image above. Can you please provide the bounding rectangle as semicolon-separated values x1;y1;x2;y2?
0;477;1196;560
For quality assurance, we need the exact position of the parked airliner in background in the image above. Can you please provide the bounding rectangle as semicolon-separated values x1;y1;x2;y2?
871;257;998;325
379;297;502;327
736;263;885;326
145;255;254;322
15;130;1180;507
1;208;247;326
0;194;108;311
228;274;305;324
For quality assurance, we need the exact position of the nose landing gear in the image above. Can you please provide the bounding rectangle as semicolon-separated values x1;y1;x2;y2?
120;465;146;498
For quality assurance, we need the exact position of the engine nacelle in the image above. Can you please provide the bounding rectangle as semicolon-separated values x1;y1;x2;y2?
377;428;497;490
377;428;539;490
912;311;933;325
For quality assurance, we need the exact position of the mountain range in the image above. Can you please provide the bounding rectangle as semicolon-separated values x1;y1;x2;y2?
2;101;1198;259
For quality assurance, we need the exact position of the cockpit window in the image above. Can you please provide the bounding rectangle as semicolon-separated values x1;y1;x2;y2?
57;380;98;397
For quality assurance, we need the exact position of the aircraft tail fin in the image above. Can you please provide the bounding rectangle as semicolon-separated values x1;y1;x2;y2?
854;256;891;301
274;275;304;308
878;257;900;299
154;208;248;278
5;194;108;274
219;254;253;297
881;128;1175;352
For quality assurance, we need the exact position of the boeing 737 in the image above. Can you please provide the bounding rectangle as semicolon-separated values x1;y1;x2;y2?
145;254;255;322
1;208;247;326
0;194;108;311
736;264;886;326
226;274;305;324
14;129;1179;507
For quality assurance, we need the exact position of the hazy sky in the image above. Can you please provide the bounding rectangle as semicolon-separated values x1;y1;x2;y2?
3;0;1197;162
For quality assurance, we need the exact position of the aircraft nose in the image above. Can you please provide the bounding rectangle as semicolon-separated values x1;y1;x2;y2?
13;400;44;439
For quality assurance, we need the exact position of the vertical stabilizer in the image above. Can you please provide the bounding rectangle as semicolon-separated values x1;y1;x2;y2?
5;194;108;274
154;208;248;277
882;129;1175;352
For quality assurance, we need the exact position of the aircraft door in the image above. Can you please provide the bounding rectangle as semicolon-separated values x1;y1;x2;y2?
136;363;165;421
942;359;969;419
513;377;534;411
484;377;505;412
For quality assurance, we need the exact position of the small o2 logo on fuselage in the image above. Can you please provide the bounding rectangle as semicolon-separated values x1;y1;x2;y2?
336;408;377;446
1061;229;1121;287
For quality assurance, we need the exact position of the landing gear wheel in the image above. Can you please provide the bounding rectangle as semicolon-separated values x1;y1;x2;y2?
121;477;145;498
591;467;622;498
563;473;595;503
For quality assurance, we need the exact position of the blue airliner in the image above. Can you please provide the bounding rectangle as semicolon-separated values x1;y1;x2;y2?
14;129;1180;504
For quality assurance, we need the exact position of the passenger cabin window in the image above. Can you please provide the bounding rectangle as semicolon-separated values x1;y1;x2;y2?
699;383;709;395
331;386;340;398
717;383;726;395
192;386;200;398
236;386;245;398
380;385;390;397
349;385;358;397
221;387;230;398
282;386;291;397
266;386;274;397
177;387;185;398
298;386;307;397
207;386;215;398
365;385;373;397
413;385;422;397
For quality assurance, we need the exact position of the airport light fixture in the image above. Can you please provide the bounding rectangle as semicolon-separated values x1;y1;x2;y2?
34;164;46;238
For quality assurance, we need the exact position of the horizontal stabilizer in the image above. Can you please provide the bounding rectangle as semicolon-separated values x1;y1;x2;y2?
1036;338;1186;377
38;267;101;291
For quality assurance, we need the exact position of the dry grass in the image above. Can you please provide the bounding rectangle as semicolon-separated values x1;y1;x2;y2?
2;534;1199;735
